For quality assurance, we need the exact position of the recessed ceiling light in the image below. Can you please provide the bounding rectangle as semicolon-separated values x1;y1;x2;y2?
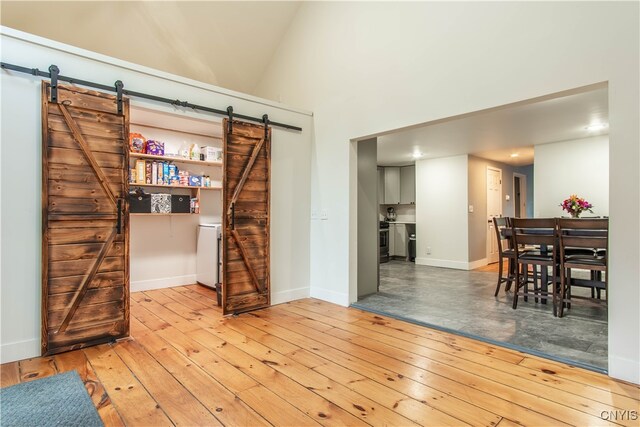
586;123;608;132
412;152;424;159
510;153;519;158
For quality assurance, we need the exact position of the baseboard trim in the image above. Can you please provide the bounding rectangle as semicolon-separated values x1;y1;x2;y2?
468;258;489;270
414;257;489;271
608;354;640;385
1;338;40;364
415;257;470;270
272;287;310;305
131;274;197;292
309;287;349;307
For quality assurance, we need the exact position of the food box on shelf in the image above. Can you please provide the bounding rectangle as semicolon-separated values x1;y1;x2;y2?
202;146;222;162
151;193;171;214
188;175;202;187
129;133;146;153
146;140;165;156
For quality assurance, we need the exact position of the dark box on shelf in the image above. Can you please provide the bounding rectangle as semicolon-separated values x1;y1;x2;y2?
130;193;151;213
171;194;191;213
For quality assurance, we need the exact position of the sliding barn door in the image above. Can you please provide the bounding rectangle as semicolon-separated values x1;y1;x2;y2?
42;82;129;355
222;119;271;315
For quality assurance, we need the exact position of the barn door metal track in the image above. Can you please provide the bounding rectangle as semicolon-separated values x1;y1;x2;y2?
1;61;303;132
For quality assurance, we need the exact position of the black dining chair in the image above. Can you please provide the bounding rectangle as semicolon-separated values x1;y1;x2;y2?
493;217;516;296
511;218;558;315
557;218;608;317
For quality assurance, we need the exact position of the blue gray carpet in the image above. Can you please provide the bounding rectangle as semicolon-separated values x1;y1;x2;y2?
0;370;103;427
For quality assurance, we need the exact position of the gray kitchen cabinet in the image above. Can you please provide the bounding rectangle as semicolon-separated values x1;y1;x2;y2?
400;165;416;205
378;167;385;204
392;223;407;257
384;167;401;204
388;224;395;255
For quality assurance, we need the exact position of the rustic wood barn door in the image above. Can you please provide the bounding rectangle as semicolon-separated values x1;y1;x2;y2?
42;82;129;355
222;119;271;314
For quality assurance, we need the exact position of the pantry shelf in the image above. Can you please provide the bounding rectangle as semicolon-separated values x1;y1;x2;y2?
129;152;222;167
130;183;221;190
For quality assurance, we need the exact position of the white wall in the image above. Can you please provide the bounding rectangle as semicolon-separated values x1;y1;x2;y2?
255;2;640;383
0;28;313;363
415;155;469;269
534;136;609;217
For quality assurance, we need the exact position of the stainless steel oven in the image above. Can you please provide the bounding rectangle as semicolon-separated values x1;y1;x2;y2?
380;221;389;263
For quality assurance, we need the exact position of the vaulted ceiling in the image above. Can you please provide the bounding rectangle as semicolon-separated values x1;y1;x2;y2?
0;1;301;94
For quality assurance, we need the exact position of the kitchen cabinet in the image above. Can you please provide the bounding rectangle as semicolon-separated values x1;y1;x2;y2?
380;165;415;205
378;167;385;204
388;224;395;256
384;167;401;204
400;165;415;205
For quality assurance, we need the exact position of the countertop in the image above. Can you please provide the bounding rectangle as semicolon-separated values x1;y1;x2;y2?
387;221;416;224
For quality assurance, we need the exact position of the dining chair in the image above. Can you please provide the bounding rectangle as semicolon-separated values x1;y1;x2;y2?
557;218;608;318
493;217;516;296
511;218;558;315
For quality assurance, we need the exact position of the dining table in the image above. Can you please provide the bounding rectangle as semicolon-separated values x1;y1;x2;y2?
500;224;607;303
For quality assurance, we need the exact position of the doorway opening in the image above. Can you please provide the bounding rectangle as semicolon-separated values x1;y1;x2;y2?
513;172;528;218
354;83;609;372
486;166;503;264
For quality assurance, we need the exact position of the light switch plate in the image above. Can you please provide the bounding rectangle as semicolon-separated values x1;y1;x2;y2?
311;210;319;220
320;210;328;220
468;205;474;213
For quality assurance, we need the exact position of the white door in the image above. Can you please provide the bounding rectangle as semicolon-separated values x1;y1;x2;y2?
486;167;503;263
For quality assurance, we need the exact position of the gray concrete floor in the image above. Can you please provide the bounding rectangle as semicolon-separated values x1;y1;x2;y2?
356;260;608;370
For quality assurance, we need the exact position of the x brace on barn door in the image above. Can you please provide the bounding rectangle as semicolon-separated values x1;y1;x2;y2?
1;62;303;132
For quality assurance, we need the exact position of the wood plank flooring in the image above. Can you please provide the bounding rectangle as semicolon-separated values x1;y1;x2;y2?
2;284;639;426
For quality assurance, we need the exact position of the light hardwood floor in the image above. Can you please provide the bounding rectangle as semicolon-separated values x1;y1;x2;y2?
2;285;639;426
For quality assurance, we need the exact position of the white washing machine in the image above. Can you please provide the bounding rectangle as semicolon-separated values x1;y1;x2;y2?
196;223;222;289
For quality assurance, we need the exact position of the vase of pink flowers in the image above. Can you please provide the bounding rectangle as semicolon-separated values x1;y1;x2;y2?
560;195;594;218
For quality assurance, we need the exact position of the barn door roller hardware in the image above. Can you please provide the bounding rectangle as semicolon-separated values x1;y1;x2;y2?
1;61;302;131
263;114;270;138
227;106;234;133
115;80;124;115
49;65;59;103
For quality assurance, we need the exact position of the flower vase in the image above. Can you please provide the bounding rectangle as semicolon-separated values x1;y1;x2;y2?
571;211;580;218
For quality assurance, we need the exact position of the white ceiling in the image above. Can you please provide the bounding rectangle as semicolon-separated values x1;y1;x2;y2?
376;85;609;167
0;1;301;94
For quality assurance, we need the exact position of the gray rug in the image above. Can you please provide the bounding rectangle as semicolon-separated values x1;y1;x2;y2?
0;370;103;427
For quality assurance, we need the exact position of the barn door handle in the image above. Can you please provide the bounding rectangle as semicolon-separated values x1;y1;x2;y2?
231;203;235;230
116;199;122;234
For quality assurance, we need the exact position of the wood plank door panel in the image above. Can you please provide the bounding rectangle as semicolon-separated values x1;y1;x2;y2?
42;82;130;355
222;119;271;315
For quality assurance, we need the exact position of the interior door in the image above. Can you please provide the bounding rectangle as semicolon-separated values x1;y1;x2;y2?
42;82;129;355
486;167;502;264
222;119;271;315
